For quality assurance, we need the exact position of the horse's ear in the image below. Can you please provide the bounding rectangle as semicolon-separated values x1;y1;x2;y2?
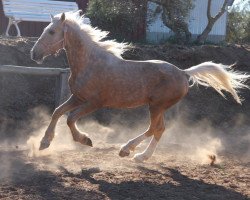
50;14;54;21
61;13;65;22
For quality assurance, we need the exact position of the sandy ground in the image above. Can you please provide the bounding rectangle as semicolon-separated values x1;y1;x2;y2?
0;142;249;200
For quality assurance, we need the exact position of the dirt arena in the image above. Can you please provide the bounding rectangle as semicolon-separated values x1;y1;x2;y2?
0;37;250;199
0;143;249;200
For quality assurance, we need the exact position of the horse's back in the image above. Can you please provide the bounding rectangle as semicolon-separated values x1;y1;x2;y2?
123;59;188;90
119;59;189;106
142;60;189;103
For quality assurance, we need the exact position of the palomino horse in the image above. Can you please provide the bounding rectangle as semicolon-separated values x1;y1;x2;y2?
31;12;249;162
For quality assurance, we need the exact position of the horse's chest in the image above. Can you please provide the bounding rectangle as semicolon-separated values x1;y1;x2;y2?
69;74;99;100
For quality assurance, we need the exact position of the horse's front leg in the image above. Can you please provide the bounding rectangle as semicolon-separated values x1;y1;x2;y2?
39;95;82;150
67;101;99;147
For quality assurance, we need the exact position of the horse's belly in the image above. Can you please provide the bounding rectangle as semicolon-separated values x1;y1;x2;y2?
105;89;148;108
107;99;146;108
69;74;149;107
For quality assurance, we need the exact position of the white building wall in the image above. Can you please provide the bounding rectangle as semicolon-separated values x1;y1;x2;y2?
147;0;228;43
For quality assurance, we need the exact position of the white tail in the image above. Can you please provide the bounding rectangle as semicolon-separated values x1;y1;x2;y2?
184;62;249;104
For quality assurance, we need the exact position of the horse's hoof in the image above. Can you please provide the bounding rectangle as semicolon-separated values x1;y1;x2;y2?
133;153;146;163
39;138;50;150
77;136;93;147
119;148;130;157
85;137;93;147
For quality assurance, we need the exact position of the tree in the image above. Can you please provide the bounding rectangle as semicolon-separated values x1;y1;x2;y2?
148;0;193;43
226;6;250;43
196;0;231;43
86;0;146;41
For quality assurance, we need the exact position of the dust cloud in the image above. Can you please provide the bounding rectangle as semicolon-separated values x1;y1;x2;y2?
158;116;223;165
23;106;249;164
1;105;249;174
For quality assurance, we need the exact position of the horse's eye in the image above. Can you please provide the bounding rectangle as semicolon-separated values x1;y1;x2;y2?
49;30;55;35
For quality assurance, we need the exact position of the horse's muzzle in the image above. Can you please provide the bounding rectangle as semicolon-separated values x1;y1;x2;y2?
30;49;43;64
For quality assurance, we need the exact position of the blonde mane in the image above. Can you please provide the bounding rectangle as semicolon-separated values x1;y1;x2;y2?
60;12;130;58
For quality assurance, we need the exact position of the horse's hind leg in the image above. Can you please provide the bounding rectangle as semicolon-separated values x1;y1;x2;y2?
67;101;99;147
133;107;165;162
39;95;82;150
119;131;150;157
119;106;164;158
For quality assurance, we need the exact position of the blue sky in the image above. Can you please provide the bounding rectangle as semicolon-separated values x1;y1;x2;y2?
232;0;250;10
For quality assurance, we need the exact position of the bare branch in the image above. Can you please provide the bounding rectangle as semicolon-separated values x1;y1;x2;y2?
197;0;230;43
214;0;229;21
207;0;212;20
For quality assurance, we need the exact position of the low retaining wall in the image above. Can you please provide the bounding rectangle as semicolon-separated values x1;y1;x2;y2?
0;65;71;108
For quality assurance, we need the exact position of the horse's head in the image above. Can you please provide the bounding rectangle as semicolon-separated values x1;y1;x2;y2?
31;13;66;64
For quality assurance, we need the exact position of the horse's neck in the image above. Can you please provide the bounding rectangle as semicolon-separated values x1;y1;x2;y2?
64;28;89;75
64;25;118;77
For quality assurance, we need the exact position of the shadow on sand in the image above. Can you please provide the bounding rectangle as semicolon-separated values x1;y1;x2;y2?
0;150;248;200
0;150;105;200
64;166;248;200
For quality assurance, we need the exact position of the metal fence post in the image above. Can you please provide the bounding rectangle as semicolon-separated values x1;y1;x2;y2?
55;71;71;107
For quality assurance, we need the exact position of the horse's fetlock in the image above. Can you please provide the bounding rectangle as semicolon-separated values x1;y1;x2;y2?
72;134;79;141
67;117;74;126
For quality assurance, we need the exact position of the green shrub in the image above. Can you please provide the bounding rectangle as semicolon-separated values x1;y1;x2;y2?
86;0;146;41
226;8;250;43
